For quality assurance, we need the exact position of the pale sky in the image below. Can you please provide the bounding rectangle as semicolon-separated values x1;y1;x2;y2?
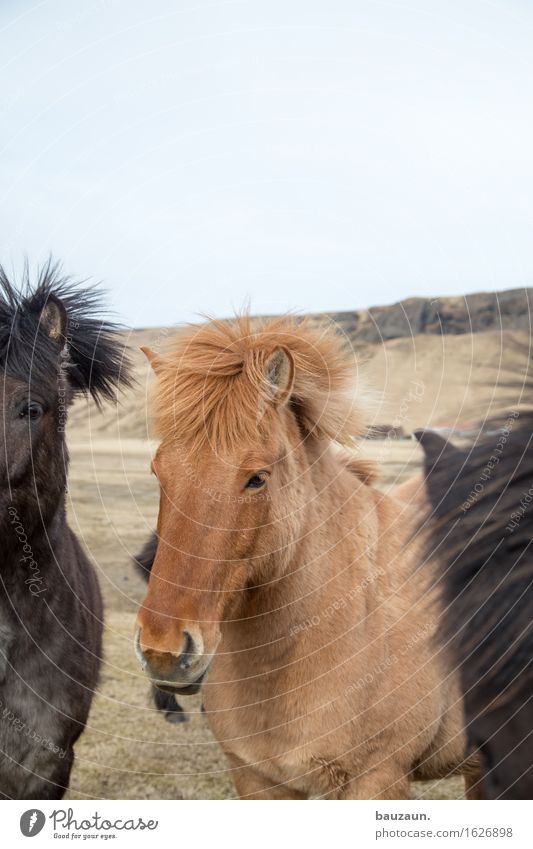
1;0;532;328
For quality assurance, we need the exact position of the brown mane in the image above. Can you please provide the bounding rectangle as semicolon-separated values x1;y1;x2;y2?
342;454;379;485
150;314;368;454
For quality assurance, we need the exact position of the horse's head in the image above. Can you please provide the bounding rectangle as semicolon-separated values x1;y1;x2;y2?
135;315;364;693
0;262;131;520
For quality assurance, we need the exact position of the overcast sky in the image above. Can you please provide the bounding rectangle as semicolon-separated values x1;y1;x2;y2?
1;0;532;328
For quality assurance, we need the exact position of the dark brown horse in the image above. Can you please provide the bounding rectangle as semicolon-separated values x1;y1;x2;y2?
0;262;131;799
417;419;533;799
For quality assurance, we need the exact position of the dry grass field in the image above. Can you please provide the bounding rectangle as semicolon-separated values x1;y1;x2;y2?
61;325;530;800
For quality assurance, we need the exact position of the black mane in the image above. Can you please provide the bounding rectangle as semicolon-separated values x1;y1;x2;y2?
418;415;533;798
0;260;132;404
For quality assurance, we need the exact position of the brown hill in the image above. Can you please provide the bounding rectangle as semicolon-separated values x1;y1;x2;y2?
67;291;532;440
361;329;530;434
320;288;533;345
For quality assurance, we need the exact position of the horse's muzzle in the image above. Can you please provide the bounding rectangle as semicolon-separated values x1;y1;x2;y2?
134;626;210;694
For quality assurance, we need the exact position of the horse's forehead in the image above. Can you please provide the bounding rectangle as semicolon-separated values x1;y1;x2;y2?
156;434;282;472
0;371;43;402
0;372;19;393
0;368;56;397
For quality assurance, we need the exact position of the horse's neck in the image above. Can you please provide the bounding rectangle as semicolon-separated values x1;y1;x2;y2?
1;496;67;586
0;498;68;672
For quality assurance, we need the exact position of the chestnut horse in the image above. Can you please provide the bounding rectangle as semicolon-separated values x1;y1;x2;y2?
135;315;479;799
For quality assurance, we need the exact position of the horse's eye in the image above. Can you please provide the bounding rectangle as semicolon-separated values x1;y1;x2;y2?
245;471;268;490
19;401;44;421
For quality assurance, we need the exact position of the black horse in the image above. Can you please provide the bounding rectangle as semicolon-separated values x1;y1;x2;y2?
133;533;187;723
0;262;131;799
417;419;533;799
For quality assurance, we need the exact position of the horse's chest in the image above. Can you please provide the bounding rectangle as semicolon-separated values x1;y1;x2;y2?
0;629;75;794
0;631;69;737
206;681;349;798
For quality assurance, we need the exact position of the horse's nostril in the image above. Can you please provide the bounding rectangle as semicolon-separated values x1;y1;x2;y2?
179;630;195;671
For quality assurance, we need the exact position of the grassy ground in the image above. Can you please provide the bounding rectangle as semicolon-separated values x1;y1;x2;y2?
64;436;465;800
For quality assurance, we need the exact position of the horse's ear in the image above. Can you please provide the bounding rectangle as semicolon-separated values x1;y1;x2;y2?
415;429;460;465
39;295;68;343
264;347;295;407
141;346;165;375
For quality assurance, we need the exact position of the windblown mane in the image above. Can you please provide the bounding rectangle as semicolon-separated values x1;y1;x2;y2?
151;314;367;453
0;260;132;404
418;416;533;797
420;416;533;705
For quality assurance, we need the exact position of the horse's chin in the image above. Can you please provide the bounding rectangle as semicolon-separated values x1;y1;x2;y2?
153;669;208;697
156;682;202;696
